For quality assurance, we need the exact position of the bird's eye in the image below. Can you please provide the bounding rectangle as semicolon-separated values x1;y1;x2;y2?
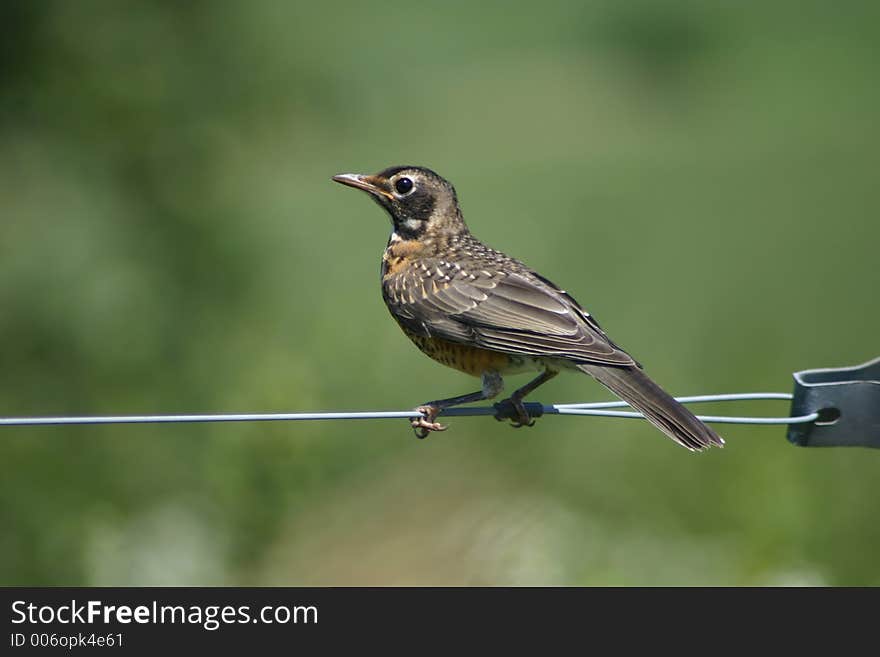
394;177;414;195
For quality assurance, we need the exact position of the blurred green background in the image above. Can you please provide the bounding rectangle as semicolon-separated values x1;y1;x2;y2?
1;0;877;586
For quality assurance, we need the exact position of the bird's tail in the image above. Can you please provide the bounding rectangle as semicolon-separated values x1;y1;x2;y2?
577;364;724;451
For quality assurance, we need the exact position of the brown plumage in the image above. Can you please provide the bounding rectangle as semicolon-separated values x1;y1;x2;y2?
332;166;724;451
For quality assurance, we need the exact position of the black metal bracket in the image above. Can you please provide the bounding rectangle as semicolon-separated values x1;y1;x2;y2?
787;356;880;448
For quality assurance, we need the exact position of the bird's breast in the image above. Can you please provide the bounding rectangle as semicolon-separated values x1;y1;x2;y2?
381;239;425;279
403;331;513;377
399;328;546;378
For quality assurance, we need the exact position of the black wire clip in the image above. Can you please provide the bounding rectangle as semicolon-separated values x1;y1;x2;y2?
787;356;880;449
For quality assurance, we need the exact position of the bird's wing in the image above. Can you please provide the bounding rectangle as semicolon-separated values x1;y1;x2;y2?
384;260;635;367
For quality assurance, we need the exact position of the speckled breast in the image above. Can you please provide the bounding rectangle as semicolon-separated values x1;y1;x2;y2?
400;327;543;377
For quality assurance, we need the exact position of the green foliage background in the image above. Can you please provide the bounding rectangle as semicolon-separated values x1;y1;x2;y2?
1;0;877;585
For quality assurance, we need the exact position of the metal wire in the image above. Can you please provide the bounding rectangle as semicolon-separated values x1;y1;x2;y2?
0;392;817;427
551;392;819;425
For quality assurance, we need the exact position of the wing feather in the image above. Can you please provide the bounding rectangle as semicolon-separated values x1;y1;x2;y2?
383;260;634;367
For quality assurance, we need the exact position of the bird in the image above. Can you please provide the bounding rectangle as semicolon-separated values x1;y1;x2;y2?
332;166;724;451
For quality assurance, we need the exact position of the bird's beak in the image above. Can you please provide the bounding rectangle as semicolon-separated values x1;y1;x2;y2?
332;173;394;200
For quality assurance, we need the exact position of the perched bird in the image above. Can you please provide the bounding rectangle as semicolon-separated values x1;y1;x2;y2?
332;166;723;451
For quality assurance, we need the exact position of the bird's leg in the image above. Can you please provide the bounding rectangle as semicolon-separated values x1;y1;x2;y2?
412;371;504;439
412;391;484;439
494;369;558;428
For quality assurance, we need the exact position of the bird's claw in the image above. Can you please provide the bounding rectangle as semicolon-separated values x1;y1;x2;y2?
410;405;448;439
411;418;448;439
493;398;535;429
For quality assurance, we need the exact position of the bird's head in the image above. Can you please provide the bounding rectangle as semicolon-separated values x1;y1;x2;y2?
332;165;467;241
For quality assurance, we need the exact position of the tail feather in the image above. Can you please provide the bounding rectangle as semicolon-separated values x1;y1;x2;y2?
578;364;724;451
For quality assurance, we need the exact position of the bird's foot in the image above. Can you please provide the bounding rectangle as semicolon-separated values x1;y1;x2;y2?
493;398;535;428
410;404;448;439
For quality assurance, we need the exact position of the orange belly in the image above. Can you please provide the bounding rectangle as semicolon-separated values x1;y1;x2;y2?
404;332;514;377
